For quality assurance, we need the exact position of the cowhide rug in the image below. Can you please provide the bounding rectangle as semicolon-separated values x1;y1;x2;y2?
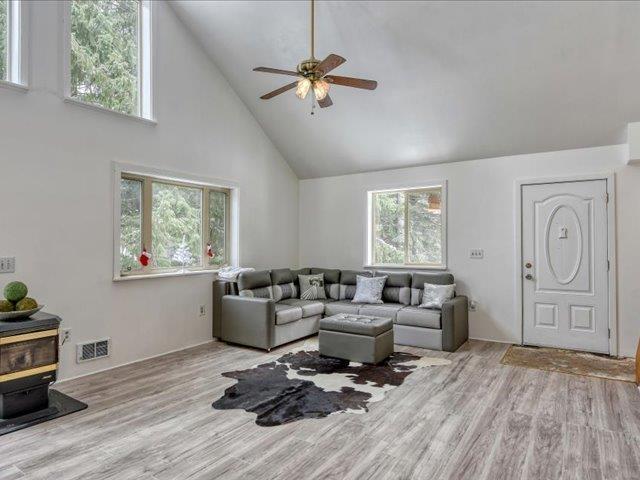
212;349;450;427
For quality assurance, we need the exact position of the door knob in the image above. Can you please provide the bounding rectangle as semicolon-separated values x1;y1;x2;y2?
525;274;533;280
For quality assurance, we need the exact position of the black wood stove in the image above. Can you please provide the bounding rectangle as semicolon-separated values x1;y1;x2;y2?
0;313;61;418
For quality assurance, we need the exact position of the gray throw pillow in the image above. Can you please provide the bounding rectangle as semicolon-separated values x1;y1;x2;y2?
352;275;387;304
298;274;326;300
419;283;455;309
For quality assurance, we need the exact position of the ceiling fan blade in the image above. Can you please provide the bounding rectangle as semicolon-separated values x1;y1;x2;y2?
314;54;346;76
260;82;298;100
318;94;333;108
325;75;377;90
253;67;299;77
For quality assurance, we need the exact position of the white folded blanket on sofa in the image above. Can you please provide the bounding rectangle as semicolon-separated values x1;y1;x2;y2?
218;266;255;281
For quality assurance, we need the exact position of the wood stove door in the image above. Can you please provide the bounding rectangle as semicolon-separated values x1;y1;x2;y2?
0;330;58;380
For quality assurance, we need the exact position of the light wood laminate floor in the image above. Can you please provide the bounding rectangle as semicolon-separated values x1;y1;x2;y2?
1;339;640;480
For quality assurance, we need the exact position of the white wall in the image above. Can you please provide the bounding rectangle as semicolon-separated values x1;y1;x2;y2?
299;145;640;357
0;1;299;379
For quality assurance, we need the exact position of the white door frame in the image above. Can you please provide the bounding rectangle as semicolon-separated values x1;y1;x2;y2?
514;173;618;356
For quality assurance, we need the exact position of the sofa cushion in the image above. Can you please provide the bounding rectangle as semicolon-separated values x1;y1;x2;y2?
311;268;341;299
270;267;296;301
272;283;297;302
278;299;325;318
410;272;455;305
238;270;273;298
275;304;303;325
324;300;363;316
358;303;405;321
396;306;441;329
270;268;293;285
339;270;372;300
375;271;412;305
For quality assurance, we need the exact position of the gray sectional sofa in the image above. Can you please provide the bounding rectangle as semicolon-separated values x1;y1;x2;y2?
215;268;468;352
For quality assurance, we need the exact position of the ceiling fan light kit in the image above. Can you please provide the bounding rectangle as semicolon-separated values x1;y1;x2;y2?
253;0;377;112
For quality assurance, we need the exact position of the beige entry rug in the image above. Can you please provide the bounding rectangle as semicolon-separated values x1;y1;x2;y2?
501;345;635;383
212;349;450;426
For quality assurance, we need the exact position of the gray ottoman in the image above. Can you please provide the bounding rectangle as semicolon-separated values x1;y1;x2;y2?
319;314;394;364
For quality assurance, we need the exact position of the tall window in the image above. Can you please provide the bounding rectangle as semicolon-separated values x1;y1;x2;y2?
67;0;152;119
119;173;231;277
369;185;446;268
1;0;26;86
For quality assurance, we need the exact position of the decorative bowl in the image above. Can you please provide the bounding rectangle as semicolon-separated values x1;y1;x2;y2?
0;305;44;321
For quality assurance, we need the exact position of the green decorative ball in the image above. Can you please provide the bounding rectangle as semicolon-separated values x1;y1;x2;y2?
0;299;14;312
4;281;28;303
16;297;38;311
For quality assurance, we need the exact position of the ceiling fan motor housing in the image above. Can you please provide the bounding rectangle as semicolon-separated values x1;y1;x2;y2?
297;59;321;79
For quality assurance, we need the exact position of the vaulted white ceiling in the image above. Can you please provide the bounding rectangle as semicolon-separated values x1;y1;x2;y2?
170;1;640;179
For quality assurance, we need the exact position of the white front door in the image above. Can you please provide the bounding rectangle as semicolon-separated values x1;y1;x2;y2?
522;180;609;354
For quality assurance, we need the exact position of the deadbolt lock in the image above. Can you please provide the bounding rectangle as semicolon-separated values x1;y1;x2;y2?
525;262;532;269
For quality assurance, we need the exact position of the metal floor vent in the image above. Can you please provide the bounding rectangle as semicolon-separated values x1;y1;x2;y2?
77;339;111;363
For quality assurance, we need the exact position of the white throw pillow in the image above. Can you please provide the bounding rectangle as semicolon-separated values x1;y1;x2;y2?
419;283;456;309
352;275;387;304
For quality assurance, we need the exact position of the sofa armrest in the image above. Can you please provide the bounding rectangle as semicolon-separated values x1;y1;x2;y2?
441;295;468;352
221;295;275;350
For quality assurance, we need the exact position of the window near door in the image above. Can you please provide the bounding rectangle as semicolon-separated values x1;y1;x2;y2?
118;173;231;277
67;0;153;119
1;0;27;87
368;185;446;268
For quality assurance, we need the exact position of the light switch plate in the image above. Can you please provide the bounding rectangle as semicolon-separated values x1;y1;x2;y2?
0;257;15;273
469;249;484;259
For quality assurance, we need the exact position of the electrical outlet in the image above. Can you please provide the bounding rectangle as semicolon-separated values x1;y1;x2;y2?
60;329;72;346
469;249;484;259
0;257;15;273
199;305;206;317
469;300;478;312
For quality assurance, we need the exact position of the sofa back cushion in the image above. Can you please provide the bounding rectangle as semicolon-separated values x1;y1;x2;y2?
238;270;273;299
270;268;297;301
374;271;412;305
311;268;341;299
339;270;372;300
410;272;455;305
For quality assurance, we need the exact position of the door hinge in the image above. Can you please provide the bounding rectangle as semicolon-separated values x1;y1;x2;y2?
608;328;611;339
607;260;610;271
605;193;609;204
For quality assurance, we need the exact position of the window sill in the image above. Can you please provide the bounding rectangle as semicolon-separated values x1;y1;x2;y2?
0;80;28;93
113;269;219;282
64;97;157;126
364;264;448;271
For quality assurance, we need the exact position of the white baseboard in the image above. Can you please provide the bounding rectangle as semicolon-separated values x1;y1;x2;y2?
56;339;218;384
468;336;516;345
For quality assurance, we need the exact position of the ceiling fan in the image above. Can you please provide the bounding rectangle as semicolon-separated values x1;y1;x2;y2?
253;0;377;111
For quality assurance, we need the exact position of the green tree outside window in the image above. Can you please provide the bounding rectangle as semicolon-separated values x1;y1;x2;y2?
70;0;139;115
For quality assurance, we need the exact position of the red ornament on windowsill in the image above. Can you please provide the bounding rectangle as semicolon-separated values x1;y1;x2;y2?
139;248;151;266
206;243;214;258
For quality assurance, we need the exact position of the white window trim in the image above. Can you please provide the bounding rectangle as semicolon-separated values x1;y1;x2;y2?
61;0;155;123
0;0;29;91
364;180;448;270
112;162;240;282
